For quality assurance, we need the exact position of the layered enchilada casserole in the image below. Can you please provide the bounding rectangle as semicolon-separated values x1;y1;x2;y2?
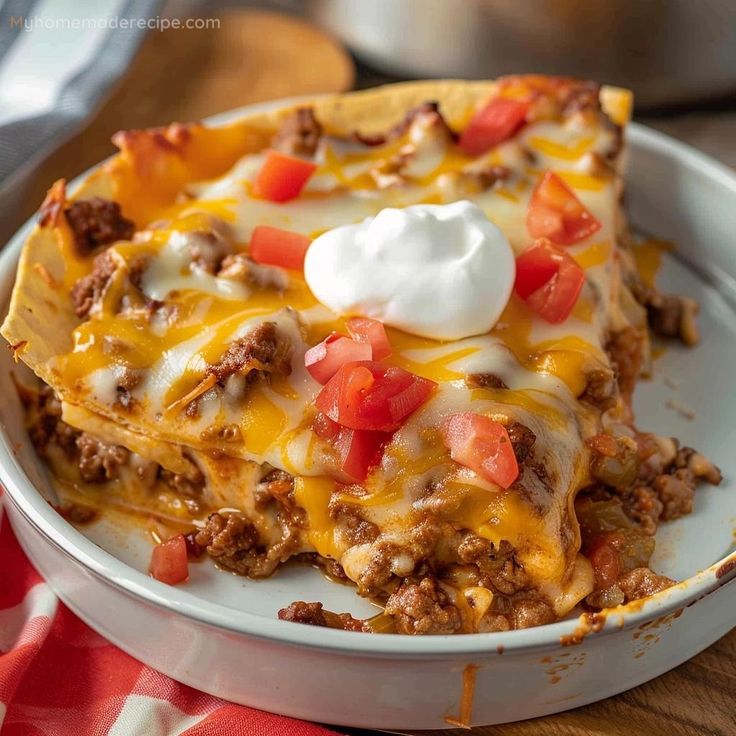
3;77;721;634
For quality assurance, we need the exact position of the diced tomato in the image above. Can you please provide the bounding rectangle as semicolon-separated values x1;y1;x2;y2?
514;238;585;323
149;534;189;585
252;149;317;202
458;97;530;156
527;171;602;245
587;532;623;590
334;426;388;483
312;411;341;440
346;317;392;360
316;361;436;432
305;333;372;384
441;412;519;489
249;225;311;270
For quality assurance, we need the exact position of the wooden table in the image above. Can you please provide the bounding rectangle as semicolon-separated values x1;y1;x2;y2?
14;10;736;735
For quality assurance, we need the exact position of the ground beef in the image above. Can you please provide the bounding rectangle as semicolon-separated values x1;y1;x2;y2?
506;422;536;464
440;166;513;197
70;250;117;318
272;107;323;158
606;326;646;402
217;254;288;290
208;322;292;385
353;101;456;146
255;468;295;508
277;601;368;632
356;541;408;595
115;368;141;410
65;197;134;255
278;600;327;626
560;80;601;118
626;443;722;530
76;434;129;483
186;231;231;274
194;512;260;573
159;468;204;497
636;286;700;346
465;372;508;390
456;535;528;595
27;387;80;458
580;368;617;410
617;567;674;602
330;503;380;546
509;597;555;629
385;578;462;635
625;486;663;536
196;472;305;579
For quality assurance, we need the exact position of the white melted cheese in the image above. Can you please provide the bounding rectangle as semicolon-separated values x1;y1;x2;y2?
141;231;249;301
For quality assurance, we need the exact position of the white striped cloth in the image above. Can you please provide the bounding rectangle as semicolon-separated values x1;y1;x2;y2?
0;497;344;735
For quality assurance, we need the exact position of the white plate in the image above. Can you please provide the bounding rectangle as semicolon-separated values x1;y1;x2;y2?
1;100;735;730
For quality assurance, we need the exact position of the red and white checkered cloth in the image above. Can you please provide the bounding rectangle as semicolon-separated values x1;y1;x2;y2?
0;498;344;735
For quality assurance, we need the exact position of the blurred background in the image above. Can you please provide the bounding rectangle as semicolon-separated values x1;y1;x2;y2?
1;0;735;242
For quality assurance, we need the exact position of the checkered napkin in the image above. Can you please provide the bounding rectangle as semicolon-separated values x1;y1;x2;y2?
0;499;344;735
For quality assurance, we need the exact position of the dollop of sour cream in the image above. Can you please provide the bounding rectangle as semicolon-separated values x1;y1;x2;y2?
304;201;515;340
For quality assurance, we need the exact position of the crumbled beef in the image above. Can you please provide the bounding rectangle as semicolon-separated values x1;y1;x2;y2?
217;253;288;290
385;577;462;635
580;368;617;410
450;166;512;195
465;372;508;390
625;486;663;536
70;250;117;318
606;326;646;402
357;541;408;595
617;567;674;602
255;468;295;507
630;279;700;346
456;535;528;595
277;601;368;632
196;485;304;578
353;101;456;146
560;80;601;118
65;197;134;255
506;422;536;464
194;512;259;572
652;471;696;520
159;468;204;497
113;368;141;410
626;443;721;530
272;107;323;158
644;290;699;346
27;387;80;458
208;322;292;385
76;434;129;483
278;600;327;626
510;597;555;629
679;446;723;484
331;503;380;546
185;231;231;274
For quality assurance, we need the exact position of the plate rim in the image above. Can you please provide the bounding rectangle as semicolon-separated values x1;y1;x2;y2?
1;97;735;658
